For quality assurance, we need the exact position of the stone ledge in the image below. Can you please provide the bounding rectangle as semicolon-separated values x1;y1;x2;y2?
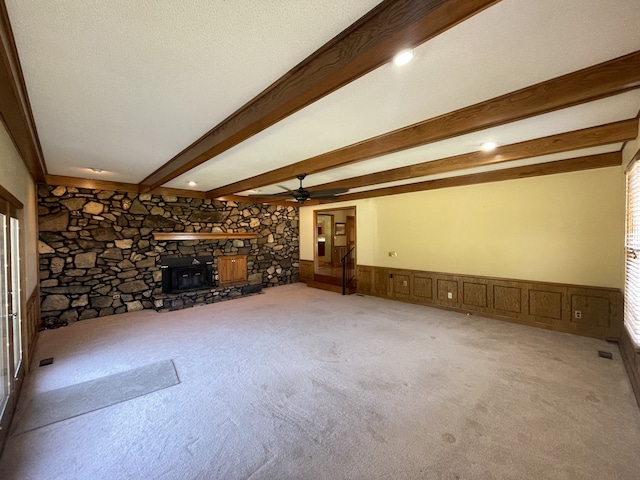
153;232;258;241
152;284;263;312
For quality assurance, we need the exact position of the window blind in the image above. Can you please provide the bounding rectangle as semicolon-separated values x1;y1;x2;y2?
625;160;640;347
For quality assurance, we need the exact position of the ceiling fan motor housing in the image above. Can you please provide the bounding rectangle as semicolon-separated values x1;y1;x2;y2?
293;188;310;203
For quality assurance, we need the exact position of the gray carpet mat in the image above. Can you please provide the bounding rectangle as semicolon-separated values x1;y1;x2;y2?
14;359;179;434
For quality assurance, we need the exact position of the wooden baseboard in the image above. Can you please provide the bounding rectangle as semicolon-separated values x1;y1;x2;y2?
356;265;622;340
620;327;640;408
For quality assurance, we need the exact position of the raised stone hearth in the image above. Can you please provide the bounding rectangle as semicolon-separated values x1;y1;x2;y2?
152;283;263;312
38;185;299;325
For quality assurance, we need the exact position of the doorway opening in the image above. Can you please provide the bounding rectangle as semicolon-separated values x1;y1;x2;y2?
313;207;356;280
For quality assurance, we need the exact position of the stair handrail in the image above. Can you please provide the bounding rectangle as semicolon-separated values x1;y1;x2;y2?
340;246;356;295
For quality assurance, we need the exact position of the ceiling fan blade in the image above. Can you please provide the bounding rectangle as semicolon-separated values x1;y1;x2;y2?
247;192;292;198
246;175;345;203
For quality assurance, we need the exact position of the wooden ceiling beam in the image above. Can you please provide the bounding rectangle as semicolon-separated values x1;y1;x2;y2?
307;117;638;192
208;50;640;198
319;151;621;203
0;0;46;182
138;0;502;192
213;194;313;208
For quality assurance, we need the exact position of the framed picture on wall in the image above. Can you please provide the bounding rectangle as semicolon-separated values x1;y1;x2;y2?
335;223;346;236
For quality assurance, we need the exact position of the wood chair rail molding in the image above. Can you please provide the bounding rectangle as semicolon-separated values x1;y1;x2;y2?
152;232;258;241
138;0;501;192
356;264;622;340
309;118;638;193
208;50;640;198
324;151;621;203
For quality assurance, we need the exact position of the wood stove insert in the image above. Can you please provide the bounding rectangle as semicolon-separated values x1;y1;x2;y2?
161;255;214;294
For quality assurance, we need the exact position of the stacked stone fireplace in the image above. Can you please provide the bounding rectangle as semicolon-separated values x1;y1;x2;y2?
37;185;299;326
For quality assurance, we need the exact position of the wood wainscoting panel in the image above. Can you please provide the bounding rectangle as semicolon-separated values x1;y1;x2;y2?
413;275;433;300
373;269;392;298
299;260;314;283
493;285;522;314
355;266;374;295
436;278;459;305
357;266;393;297
570;295;610;327
462;281;488;309
566;287;622;338
393;274;411;298
528;289;563;324
25;286;40;370
355;265;622;340
620;327;640;409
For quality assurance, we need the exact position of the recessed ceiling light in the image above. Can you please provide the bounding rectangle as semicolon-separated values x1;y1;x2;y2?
188;181;197;186
90;168;104;173
393;49;414;66
481;141;497;152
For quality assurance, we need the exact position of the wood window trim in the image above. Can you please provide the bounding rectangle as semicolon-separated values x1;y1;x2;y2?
0;183;22;209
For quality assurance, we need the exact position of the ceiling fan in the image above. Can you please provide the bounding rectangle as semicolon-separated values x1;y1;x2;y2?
248;174;348;204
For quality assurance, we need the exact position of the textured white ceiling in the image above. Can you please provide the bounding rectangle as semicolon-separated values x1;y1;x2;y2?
6;0;381;181
342;144;623;195
247;90;640;194
167;0;640;192
5;0;640;196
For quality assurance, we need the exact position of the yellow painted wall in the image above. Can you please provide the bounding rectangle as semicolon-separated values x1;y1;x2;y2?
301;167;624;288
0;122;39;296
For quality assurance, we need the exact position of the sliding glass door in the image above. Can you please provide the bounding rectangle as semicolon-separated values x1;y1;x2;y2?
0;212;9;419
0;203;21;446
10;217;21;376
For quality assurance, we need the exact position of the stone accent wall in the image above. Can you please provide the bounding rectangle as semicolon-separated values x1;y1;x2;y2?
38;185;299;326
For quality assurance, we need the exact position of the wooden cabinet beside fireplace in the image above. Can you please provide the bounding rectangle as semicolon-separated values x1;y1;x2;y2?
218;255;247;285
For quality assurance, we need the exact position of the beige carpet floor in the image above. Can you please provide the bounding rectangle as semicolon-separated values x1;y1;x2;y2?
1;283;639;479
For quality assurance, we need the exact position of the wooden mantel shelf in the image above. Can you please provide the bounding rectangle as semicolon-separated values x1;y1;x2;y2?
153;232;258;241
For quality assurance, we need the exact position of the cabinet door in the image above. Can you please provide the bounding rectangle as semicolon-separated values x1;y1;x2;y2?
219;256;247;284
218;257;233;284
233;256;247;282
